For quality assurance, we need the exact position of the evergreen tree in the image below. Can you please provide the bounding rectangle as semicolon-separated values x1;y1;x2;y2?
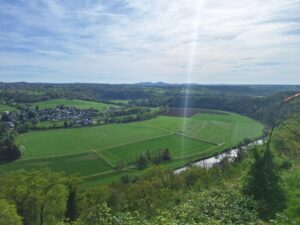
65;178;80;222
243;147;285;220
162;148;171;161
65;189;78;221
137;154;148;170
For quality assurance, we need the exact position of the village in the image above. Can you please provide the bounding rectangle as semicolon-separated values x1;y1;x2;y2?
0;103;164;131
1;105;119;129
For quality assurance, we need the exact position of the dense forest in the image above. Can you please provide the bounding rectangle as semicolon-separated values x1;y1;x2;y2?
1;83;300;125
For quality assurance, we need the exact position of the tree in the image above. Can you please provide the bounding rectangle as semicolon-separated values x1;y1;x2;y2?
64;121;69;128
137;154;148;170
243;147;285;219
120;174;130;184
0;198;22;225
0;132;21;161
78;203;113;225
162;148;171;161
0;169;69;225
65;178;81;222
169;186;259;224
6;144;22;161
28;170;68;225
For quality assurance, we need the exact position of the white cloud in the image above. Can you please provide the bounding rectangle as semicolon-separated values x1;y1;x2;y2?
0;0;299;83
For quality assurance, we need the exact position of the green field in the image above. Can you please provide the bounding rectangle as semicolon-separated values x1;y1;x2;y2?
17;123;169;158
32;99;113;110
0;152;113;176
2;111;264;184
0;103;15;112
101;134;215;164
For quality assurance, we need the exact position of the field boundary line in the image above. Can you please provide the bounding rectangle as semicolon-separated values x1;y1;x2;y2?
16;151;98;161
92;150;116;168
81;170;117;179
17;133;173;161
175;133;219;145
17;134;173;161
139;124;175;134
82;167;139;180
172;145;221;161
101;133;174;152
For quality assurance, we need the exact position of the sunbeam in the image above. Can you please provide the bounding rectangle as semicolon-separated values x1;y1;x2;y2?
181;0;204;159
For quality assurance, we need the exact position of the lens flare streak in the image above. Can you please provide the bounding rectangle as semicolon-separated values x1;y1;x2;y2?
181;0;204;159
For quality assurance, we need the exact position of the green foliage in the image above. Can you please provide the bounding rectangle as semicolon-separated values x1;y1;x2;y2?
243;147;285;220
0;169;70;225
78;203;113;225
182;166;223;189
137;154;148;169
120;174;130;184
0;125;21;161
169;187;259;225
78;185;112;213
272;115;300;224
0;198;22;225
65;178;81;222
136;148;172;169
77;185;259;225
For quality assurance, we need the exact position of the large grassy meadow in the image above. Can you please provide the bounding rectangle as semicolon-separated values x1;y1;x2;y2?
16;123;170;158
2;110;264;184
0;152;113;176
101;134;216;164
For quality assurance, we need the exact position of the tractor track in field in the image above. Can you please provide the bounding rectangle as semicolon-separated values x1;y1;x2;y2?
92;150;116;168
174;132;219;146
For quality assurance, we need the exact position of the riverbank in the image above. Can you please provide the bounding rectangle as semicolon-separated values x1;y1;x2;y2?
174;139;264;174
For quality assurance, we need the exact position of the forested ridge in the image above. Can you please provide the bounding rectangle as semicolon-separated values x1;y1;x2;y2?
1;83;300;125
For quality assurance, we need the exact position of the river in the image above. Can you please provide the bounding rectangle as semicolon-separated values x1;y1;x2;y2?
174;139;264;174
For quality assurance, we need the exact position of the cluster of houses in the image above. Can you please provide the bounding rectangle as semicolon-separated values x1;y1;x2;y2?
1;105;100;128
37;105;99;125
0;103;159;131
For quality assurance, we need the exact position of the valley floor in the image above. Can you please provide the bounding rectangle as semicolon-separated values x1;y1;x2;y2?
0;111;264;185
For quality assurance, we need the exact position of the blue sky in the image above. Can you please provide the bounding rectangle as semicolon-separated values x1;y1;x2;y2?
0;0;300;84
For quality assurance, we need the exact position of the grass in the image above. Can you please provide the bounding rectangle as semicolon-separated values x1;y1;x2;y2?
101;134;215;164
16;123;170;159
0;152;113;176
139;112;264;145
3;111;264;185
32;99;114;110
0;103;15;112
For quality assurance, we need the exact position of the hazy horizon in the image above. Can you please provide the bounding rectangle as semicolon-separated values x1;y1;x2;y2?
0;81;300;86
1;0;300;84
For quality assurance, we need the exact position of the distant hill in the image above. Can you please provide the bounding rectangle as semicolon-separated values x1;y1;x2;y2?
134;82;175;86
